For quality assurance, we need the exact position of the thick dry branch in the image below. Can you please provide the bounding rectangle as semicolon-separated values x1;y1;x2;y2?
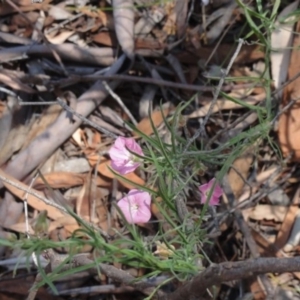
166;256;300;300
0;54;125;189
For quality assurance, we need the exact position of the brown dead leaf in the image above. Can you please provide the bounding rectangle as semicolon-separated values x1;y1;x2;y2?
230;66;267;95
96;158;145;189
53;217;79;233
33;172;85;190
45;30;75;44
11;11;39;26
0;0;51;16
278;20;300;160
96;192;109;233
134;108;170;137
95;175;112;188
72;128;85;147
251;229;278;256
76;172;91;221
92;129;102;145
247;205;288;223
0;70;35;93
87;154;144;189
7;219;77;235
176;44;264;66
228;150;254;197
274;188;300;252
249;279;266;300
0;169;77;226
189;93;264;118
93;31;118;47
5;222;34;235
135;38;166;50
79;7;114;29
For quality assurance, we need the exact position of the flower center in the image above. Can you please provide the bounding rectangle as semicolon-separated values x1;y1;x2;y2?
205;189;213;197
130;203;139;212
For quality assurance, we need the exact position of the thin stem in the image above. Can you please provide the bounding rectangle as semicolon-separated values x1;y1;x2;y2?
182;38;245;154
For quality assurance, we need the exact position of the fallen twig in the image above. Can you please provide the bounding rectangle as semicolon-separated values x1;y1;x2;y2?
0;55;125;189
165;256;300;300
27;248;165;300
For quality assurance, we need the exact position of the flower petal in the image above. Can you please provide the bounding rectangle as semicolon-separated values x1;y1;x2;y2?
109;137;144;175
125;138;144;156
200;194;207;204
199;178;223;207
117;189;151;224
213;185;223;197
133;190;151;206
109;138;130;160
209;196;221;206
117;197;137;224
111;160;139;175
134;204;151;223
199;181;210;194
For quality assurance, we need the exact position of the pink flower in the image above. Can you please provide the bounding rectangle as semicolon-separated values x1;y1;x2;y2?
109;137;144;175
199;178;223;206
117;189;151;224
